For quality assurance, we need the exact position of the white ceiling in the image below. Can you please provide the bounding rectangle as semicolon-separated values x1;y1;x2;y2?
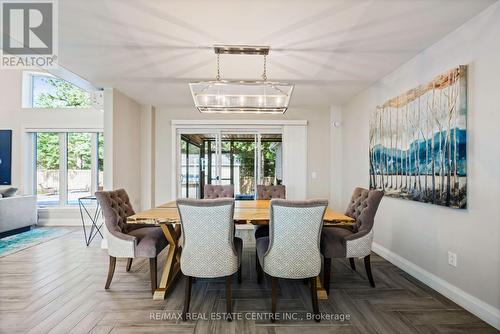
59;0;496;108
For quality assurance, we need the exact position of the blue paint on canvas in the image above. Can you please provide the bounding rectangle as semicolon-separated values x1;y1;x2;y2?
369;66;467;208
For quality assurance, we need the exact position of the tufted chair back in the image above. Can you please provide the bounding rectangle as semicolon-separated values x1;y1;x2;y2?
257;185;286;200
203;185;234;199
264;199;328;279
345;187;384;233
177;198;238;278
95;189;135;235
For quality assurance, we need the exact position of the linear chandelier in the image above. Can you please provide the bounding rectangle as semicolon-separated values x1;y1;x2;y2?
189;45;294;114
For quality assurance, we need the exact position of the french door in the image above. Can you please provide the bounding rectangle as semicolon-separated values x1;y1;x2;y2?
176;129;282;199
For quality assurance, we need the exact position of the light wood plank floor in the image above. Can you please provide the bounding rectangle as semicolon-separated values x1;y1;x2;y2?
0;228;496;334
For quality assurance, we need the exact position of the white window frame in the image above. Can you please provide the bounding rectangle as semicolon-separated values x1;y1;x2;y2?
21;71;102;110
27;129;103;207
22;71;58;108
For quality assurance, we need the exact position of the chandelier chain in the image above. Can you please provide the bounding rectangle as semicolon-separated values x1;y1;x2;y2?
262;55;267;81
216;54;221;81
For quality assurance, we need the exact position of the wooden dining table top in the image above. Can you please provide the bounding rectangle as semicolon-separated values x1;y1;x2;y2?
127;199;355;226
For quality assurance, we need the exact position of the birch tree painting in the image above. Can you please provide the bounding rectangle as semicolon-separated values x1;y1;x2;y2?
369;65;467;208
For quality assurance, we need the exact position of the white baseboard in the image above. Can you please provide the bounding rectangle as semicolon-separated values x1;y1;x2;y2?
372;242;500;330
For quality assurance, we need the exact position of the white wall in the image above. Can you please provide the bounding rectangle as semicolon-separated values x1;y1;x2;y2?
340;3;500;328
140;105;156;209
103;89;143;210
154;107;332;204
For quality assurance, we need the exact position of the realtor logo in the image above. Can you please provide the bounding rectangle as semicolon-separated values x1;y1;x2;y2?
1;0;58;68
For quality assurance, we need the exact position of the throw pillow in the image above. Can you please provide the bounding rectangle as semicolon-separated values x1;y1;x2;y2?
0;187;18;197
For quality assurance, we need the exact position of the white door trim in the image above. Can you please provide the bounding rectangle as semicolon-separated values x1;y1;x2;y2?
171;120;307;126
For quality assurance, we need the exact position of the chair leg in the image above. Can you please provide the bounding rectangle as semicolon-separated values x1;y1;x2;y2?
323;257;331;296
310;277;320;322
226;275;233;322
256;256;263;284
182;276;192;321
255;249;259;271
126;258;133;272
364;254;375;287
149;257;157;294
105;256;116;289
271;277;278;323
349;258;356;271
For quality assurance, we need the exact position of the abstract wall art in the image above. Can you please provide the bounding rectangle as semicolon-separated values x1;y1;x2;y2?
369;65;467;208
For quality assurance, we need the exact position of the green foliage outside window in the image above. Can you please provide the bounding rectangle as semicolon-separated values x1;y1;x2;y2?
34;76;91;108
261;142;277;177
67;133;92;170
231;141;255;177
36;132;103;171
98;134;104;172
231;141;277;177
36;133;60;170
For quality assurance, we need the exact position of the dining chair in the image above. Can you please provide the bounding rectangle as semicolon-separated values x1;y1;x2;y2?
203;184;234;199
177;198;242;321
254;185;286;240
321;187;383;294
96;189;168;294
256;199;328;322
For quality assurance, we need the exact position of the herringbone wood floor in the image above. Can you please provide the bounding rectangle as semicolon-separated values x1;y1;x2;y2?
0;228;497;334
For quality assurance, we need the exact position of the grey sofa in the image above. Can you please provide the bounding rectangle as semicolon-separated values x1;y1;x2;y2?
0;195;37;236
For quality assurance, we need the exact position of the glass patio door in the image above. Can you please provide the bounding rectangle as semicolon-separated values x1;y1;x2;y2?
220;132;258;200
179;132;220;199
177;130;282;199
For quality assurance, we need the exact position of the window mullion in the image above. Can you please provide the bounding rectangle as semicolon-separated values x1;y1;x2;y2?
59;133;68;205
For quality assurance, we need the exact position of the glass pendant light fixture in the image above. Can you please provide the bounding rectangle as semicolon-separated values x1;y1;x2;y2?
189;45;294;114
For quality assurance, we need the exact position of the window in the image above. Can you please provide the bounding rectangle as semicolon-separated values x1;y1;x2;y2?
23;72;91;108
67;133;92;204
221;134;257;199
98;133;104;190
180;136;201;198
260;135;283;185
178;132;282;199
34;132;103;206
36;133;60;205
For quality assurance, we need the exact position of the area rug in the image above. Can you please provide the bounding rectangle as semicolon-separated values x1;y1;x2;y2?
0;228;72;257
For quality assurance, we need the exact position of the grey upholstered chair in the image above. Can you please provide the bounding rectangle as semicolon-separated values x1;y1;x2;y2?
203;184;234;199
254;185;286;240
95;189;168;294
177;198;242;321
321;187;383;294
256;199;328;322
257;185;286;200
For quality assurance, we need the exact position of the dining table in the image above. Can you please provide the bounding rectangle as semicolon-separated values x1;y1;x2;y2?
127;199;355;300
